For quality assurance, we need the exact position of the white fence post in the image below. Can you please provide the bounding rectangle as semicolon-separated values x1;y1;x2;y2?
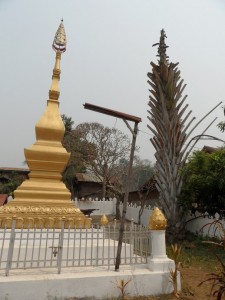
57;218;65;274
5;217;16;276
147;208;174;272
148;230;174;272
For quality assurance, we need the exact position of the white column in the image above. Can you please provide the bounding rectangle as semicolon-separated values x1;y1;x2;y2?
148;230;174;272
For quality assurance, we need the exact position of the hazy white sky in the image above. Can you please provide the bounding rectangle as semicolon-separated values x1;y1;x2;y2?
1;0;225;167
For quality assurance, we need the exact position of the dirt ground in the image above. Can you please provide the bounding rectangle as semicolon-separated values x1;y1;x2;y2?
178;266;214;300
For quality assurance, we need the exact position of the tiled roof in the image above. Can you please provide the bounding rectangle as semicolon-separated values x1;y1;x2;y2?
75;173;102;183
202;146;218;154
0;194;8;206
0;167;29;173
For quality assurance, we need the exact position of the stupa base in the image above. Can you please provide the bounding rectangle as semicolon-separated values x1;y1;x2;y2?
0;203;91;229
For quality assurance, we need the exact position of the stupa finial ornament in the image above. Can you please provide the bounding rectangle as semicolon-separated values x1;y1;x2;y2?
149;207;167;230
52;19;67;53
100;214;109;226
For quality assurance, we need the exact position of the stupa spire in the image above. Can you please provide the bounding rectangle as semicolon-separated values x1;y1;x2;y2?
49;20;67;102
35;20;67;142
0;21;90;229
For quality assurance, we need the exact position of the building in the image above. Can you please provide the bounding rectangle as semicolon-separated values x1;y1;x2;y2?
74;173;104;199
128;176;159;207
0;194;8;206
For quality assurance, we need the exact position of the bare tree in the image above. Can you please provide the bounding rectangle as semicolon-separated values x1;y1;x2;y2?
76;122;131;198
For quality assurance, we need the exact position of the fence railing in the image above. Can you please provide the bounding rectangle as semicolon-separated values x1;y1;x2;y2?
0;219;151;276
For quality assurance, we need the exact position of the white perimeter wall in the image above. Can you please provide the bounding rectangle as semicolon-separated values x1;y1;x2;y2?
120;203;154;227
74;199;225;237
74;198;117;216
185;211;225;238
74;198;154;226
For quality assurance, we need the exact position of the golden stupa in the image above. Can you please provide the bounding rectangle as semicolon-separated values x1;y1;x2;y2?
0;21;91;229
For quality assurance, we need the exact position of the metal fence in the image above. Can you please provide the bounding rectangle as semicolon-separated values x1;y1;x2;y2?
0;219;151;276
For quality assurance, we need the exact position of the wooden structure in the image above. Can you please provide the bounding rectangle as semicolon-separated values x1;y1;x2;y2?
128;176;159;207
74;173;103;199
83;103;142;270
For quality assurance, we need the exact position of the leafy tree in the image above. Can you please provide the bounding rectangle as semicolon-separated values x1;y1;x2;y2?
61;115;90;198
62;164;78;200
217;121;225;133
179;149;225;217
61;114;74;134
0;172;21;196
62;128;88;173
217;105;225;133
76;122;131;198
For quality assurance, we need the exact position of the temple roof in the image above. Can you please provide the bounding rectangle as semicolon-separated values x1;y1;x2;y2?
0;194;8;206
202;145;218;154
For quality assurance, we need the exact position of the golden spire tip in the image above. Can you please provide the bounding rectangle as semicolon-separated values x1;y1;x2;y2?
52;20;67;53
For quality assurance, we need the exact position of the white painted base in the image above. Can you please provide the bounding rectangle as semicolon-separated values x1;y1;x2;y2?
148;257;175;272
0;265;175;300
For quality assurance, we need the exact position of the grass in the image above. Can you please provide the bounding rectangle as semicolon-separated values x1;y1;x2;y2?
128;233;225;300
170;233;225;272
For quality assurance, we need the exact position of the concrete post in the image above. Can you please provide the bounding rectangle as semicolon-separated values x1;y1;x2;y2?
148;230;174;272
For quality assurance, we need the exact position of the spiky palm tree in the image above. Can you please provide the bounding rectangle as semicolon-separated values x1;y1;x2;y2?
147;29;194;237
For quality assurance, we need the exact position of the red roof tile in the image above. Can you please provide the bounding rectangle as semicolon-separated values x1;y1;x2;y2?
0;194;8;206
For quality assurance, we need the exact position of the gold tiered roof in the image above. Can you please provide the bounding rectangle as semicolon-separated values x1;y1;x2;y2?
0;21;91;229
